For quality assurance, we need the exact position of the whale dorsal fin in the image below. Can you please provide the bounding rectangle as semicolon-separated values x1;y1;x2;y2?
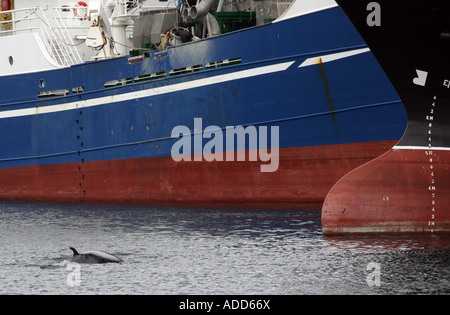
69;247;79;256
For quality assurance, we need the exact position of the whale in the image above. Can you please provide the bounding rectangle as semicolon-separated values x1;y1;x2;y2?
69;247;122;264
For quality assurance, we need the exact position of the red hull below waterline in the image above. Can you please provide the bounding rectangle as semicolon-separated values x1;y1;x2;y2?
0;142;395;205
322;148;450;235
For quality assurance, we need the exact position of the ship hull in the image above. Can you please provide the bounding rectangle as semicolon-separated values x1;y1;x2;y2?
0;6;405;205
322;148;450;234
322;0;450;233
0;141;396;203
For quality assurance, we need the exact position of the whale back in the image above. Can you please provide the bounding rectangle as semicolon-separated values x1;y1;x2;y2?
70;247;122;264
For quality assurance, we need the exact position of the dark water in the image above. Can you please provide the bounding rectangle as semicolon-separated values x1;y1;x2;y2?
0;200;449;295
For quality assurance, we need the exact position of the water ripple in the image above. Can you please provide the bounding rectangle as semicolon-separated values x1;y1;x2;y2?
0;200;448;294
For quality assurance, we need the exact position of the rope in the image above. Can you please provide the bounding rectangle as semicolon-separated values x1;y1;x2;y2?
106;36;152;52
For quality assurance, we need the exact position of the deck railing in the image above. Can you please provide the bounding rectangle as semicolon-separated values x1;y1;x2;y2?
0;6;83;66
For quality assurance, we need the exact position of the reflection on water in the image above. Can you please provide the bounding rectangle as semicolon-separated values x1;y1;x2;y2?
325;234;450;252
0;200;448;295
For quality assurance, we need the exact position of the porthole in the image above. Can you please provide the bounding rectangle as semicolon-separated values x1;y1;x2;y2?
8;56;13;65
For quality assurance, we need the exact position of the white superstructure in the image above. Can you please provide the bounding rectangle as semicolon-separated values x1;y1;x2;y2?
1;0;301;75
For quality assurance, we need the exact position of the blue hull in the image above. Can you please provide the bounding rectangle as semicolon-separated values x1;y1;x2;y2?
0;7;407;203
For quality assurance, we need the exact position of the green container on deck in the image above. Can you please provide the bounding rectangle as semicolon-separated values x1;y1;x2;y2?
212;11;256;34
